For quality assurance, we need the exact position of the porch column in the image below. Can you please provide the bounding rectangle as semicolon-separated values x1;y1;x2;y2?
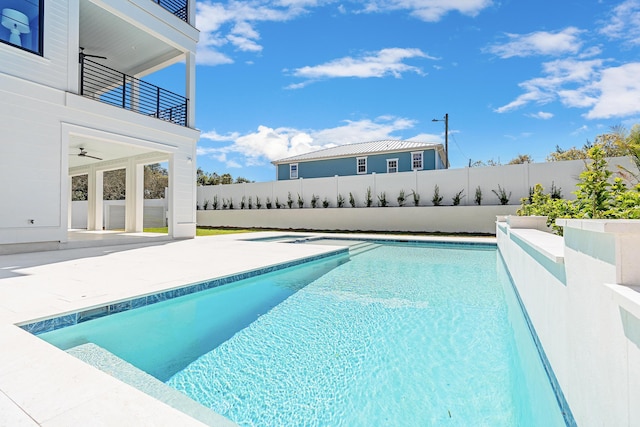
186;51;196;128
125;159;144;232
68;176;73;229
87;167;103;230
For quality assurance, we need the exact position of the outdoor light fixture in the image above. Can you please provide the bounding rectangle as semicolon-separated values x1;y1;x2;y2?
1;9;30;47
432;113;449;169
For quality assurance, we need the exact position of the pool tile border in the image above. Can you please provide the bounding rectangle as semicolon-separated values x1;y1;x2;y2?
498;252;577;427
288;235;497;249
19;248;348;335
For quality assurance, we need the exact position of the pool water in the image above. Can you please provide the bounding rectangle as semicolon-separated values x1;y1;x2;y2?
40;243;566;426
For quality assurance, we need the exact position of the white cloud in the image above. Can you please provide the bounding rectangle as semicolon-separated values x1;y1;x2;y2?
495;59;602;113
598;0;640;46
571;125;589;136
495;58;640;120
362;0;492;22
200;129;241;142
287;48;434;87
195;0;309;65
503;132;532;140
527;111;554;120
197;116;420;166
226;160;243;168
196;0;490;66
407;133;444;143
486;27;583;58
586;63;640;119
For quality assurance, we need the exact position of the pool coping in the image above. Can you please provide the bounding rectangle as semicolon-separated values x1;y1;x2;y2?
18;248;349;334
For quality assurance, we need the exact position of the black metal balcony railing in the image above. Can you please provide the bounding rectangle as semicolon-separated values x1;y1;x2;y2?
80;57;188;127
152;0;188;22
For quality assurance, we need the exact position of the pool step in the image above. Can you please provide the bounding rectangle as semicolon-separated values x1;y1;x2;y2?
348;242;381;256
66;343;237;427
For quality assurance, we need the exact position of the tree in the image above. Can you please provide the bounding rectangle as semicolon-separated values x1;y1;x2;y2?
612;124;640;182
546;145;587;162
71;163;168;201
468;158;501;167
72;175;88;201
546;126;633;162
196;167;209;186
508;154;533;164
144;164;168;199
220;173;233;184
103;169;126;200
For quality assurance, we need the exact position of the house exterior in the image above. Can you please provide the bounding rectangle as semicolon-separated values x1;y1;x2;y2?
0;0;200;252
272;140;446;180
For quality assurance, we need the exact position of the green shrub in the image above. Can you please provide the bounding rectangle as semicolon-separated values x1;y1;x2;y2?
492;185;511;205
349;192;356;208
378;192;387;207
411;190;420;206
452;190;464;206
475;186;482;205
432;185;443;206
518;145;640;235
397;190;406;207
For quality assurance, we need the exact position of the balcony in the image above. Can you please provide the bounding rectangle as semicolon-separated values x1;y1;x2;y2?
80;57;188;127
152;0;189;22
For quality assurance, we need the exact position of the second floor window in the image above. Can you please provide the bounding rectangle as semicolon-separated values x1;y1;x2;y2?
0;0;43;55
290;163;298;179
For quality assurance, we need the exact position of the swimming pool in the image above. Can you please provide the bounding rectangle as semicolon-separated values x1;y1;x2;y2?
37;242;567;426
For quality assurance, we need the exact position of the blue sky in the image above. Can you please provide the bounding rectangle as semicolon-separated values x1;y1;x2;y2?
152;0;640;182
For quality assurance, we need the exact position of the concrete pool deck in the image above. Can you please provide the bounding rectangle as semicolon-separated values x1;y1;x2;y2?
0;232;494;426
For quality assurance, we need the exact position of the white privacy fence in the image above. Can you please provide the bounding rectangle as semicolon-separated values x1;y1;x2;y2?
71;199;168;229
197;157;636;209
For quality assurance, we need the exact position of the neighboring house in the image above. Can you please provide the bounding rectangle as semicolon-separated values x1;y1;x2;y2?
0;0;200;251
272;140;446;180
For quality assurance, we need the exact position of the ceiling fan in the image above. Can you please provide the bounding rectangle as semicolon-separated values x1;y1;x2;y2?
75;147;103;160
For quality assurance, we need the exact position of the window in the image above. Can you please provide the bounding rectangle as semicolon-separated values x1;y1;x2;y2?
357;157;367;174
289;163;298;179
0;0;44;55
411;151;423;170
387;159;398;173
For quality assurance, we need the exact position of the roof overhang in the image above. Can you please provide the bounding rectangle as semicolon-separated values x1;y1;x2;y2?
272;143;444;165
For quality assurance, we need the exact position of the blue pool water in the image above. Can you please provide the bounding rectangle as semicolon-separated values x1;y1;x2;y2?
40;243;566;426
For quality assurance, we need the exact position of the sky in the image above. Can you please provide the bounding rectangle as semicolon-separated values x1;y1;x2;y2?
150;0;640;182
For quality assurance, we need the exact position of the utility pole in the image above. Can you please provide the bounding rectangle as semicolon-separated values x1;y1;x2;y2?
432;113;449;168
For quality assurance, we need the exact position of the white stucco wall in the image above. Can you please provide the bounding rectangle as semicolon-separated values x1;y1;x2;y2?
198;157;636;211
197;205;518;234
498;218;640;426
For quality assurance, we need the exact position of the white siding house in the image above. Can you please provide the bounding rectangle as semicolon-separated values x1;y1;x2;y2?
0;0;200;252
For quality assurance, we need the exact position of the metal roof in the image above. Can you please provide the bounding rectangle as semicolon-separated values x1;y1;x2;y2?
272;140;443;164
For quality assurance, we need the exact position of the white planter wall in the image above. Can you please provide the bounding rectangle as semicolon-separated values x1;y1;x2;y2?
197;205;518;234
498;218;640;426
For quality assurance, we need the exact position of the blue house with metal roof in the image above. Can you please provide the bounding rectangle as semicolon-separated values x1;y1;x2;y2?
272;140;446;180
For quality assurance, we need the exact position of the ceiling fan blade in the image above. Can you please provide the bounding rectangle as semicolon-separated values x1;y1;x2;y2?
75;148;102;160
